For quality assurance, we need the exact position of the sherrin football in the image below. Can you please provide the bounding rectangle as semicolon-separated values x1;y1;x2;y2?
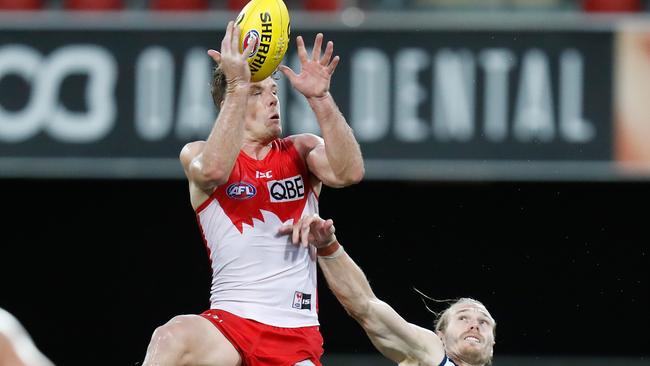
235;0;291;82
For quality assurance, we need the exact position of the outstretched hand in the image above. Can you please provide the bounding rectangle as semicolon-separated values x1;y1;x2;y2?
279;33;340;99
207;20;255;89
278;213;336;249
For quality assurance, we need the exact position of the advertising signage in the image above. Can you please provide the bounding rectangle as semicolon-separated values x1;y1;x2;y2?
0;13;646;180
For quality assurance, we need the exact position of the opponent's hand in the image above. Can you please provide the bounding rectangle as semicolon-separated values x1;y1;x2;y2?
278;213;336;249
207;21;255;90
279;33;340;99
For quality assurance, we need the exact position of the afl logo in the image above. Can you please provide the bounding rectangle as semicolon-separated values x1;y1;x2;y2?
243;29;261;58
227;182;257;200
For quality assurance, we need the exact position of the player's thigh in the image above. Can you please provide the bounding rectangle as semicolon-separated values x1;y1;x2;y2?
172;314;241;366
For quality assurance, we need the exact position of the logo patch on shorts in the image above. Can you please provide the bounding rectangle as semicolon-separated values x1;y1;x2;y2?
292;291;312;310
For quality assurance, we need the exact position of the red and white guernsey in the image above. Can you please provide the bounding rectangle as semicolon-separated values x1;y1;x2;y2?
195;137;319;328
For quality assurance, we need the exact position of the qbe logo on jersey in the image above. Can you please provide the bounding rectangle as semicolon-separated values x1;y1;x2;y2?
292;291;312;310
267;175;304;203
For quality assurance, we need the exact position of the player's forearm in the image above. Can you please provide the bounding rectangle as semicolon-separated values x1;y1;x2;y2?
308;93;364;184
0;310;53;366
318;249;376;321
200;85;249;181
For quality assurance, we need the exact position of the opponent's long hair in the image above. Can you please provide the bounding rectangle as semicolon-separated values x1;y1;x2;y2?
415;289;496;366
414;288;497;338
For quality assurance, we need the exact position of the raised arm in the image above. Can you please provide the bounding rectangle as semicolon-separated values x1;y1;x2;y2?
0;308;54;366
279;215;445;365
179;21;254;201
280;34;364;187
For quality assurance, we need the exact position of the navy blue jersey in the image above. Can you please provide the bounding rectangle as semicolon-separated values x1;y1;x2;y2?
438;356;457;366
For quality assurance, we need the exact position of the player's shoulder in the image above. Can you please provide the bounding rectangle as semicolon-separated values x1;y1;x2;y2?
406;323;448;366
438;355;458;366
287;133;323;153
179;141;207;172
180;140;206;159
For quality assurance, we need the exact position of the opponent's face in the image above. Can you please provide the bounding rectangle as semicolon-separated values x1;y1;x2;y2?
244;77;282;141
438;303;495;365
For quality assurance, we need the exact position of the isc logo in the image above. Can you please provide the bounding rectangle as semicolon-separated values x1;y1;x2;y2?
267;175;304;203
226;182;257;200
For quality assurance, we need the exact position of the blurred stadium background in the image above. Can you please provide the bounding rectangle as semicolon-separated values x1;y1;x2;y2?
1;0;649;365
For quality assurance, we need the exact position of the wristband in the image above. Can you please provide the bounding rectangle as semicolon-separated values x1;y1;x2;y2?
317;239;344;259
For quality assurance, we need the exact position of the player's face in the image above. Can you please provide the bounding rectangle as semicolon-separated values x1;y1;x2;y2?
438;303;495;365
244;77;282;140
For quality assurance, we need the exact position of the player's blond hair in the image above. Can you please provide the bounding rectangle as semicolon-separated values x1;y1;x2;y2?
434;297;496;338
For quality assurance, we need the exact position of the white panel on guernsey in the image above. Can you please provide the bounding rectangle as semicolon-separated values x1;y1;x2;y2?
294;360;315;366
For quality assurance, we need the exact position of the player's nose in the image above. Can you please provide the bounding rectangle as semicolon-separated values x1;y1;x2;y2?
267;93;278;106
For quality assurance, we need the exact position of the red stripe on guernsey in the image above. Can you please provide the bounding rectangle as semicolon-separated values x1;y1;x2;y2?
213;138;312;233
195;191;215;214
195;212;212;260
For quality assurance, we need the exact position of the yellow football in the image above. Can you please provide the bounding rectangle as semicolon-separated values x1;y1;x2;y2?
235;0;291;82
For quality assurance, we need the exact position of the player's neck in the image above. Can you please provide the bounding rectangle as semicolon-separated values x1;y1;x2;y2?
241;141;273;161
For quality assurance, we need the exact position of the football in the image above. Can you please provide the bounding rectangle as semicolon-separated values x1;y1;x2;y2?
235;0;291;82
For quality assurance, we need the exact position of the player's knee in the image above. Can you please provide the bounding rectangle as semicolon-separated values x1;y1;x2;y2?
149;326;181;353
149;316;194;354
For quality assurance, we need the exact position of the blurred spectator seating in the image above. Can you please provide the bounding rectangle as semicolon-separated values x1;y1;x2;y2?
150;0;209;11
64;0;124;10
410;0;568;11
582;0;642;12
226;0;339;12
0;0;44;9
7;0;643;14
227;0;248;10
304;0;340;11
511;0;568;10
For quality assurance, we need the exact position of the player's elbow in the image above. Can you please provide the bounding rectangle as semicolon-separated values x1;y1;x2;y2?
346;164;365;185
354;299;393;335
199;166;229;186
335;164;365;187
342;295;374;323
189;157;229;187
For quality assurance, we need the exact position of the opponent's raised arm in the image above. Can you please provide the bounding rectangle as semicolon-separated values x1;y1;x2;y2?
0;308;54;366
180;21;255;196
278;215;445;365
280;34;364;187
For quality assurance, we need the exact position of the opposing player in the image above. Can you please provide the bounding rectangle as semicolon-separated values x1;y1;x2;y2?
0;307;54;366
141;20;364;366
280;214;496;366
